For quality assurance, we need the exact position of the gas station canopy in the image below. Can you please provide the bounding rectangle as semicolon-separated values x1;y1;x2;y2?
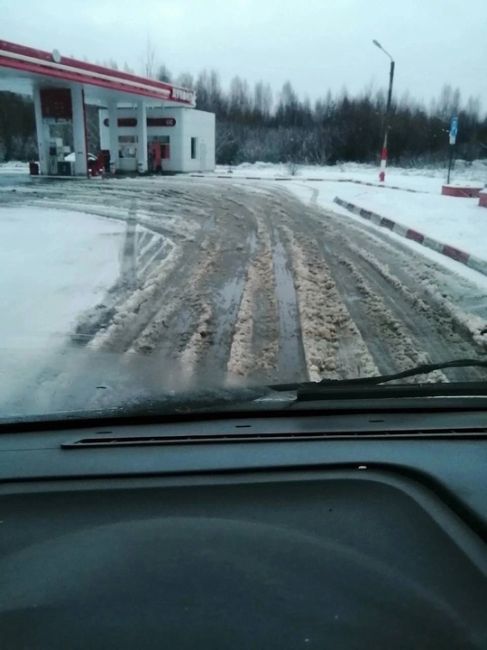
0;39;216;178
0;39;195;107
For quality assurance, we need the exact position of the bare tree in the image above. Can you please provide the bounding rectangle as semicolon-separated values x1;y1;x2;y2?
208;70;225;114
195;70;211;110
276;81;300;126
253;81;273;121
142;36;157;78
436;84;462;120
465;95;481;122
157;64;172;83
195;69;226;114
229;76;251;118
176;72;195;89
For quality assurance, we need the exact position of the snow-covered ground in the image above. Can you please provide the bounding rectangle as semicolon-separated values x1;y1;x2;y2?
213;161;487;285
0;161;29;174
3;159;487;281
1;175;486;415
0;206;124;348
216;160;487;191
291;185;487;291
0;205;126;410
288;181;487;254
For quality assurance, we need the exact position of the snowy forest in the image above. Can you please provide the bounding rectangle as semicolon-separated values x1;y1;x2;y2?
1;64;486;166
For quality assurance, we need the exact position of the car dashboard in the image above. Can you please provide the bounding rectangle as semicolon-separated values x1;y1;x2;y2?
0;405;486;649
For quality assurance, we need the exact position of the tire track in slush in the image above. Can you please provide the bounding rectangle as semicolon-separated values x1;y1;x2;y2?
7;177;487;412
223;193;308;383
278;224;378;381
226;200;280;382
182;199;259;383
129;192;260;384
270;226;307;381
272;188;487;381
335;243;482;379
312;214;484;380
342;236;487;354
6;181;251;409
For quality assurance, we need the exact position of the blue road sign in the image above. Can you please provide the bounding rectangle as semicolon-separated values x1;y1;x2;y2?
450;116;458;138
449;116;458;145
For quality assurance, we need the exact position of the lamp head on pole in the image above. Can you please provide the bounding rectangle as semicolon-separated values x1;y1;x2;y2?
372;39;394;62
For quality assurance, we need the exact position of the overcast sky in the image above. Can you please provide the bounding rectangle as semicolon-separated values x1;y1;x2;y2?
1;0;486;109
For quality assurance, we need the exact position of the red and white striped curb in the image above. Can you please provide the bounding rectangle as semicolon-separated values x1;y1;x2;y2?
189;173;425;192
333;196;487;277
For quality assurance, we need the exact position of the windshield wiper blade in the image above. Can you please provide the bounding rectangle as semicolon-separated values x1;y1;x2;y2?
292;381;487;402
322;358;487;386
271;358;487;400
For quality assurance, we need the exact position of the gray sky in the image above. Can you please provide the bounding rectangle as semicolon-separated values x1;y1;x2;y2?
1;0;486;109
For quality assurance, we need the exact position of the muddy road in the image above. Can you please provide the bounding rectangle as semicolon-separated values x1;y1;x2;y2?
2;175;487;410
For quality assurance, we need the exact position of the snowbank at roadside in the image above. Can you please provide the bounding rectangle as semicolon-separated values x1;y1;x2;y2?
216;159;487;193
0;205;125;348
0;160;29;174
326;185;487;259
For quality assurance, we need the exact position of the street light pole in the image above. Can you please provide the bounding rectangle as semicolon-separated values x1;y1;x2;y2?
373;39;395;182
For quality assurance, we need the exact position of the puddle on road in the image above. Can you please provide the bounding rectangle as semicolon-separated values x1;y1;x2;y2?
272;233;307;380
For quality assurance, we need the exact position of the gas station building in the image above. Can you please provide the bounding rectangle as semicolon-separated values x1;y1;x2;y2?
0;39;215;176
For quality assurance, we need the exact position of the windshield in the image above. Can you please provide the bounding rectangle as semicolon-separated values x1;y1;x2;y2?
1;1;487;420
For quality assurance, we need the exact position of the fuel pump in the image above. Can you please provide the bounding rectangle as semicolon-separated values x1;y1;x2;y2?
48;137;65;175
148;141;162;172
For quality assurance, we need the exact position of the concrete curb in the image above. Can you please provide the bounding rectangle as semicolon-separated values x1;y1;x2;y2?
189;173;426;193
442;184;483;198
333;196;487;278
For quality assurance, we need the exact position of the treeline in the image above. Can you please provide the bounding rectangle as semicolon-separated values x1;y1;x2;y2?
1;66;486;166
177;72;486;166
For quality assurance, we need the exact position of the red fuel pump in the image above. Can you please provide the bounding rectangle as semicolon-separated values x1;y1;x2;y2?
148;142;162;172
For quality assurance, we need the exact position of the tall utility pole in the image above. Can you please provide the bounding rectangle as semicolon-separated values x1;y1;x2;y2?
373;40;395;182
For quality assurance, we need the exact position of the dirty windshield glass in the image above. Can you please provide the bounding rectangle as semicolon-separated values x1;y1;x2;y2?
1;1;487;419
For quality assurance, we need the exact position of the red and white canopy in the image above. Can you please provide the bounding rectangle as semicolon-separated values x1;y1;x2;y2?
0;39;195;107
